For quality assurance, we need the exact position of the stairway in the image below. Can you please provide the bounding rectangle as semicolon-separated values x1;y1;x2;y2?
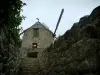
20;58;41;75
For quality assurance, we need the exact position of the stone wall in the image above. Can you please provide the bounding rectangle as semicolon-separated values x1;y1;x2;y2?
20;48;47;68
20;48;48;75
22;28;33;48
22;28;53;49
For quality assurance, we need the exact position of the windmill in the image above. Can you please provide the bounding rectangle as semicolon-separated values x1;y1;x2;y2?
19;9;64;38
53;8;64;38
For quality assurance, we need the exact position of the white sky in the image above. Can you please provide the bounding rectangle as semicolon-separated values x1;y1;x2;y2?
21;0;100;37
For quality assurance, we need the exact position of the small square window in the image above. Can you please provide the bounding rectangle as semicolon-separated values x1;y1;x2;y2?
32;43;37;48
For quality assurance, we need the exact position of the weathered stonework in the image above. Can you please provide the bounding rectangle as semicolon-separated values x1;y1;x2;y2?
22;21;53;49
20;21;54;74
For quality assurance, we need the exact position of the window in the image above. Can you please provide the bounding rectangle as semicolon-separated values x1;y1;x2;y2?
27;52;38;58
32;43;37;48
33;28;39;37
25;33;27;36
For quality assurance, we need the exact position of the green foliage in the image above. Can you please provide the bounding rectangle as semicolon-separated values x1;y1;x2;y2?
0;0;26;47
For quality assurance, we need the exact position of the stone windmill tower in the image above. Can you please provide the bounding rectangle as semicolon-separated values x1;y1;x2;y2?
22;20;53;49
21;19;54;57
20;20;54;75
20;9;64;75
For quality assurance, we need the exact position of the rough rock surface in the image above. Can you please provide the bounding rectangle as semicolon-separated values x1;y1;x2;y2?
39;6;100;75
0;26;21;75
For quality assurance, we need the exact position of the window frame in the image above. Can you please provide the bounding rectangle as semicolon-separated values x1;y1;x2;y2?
33;28;39;38
32;43;37;48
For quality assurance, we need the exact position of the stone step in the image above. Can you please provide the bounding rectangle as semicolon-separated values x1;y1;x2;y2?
20;57;41;75
21;63;39;66
21;62;38;64
21;65;39;68
20;68;40;75
21;72;38;75
22;69;40;71
22;70;39;72
21;65;40;68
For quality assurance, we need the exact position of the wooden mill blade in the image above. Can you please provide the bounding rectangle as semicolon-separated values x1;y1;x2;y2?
53;8;64;38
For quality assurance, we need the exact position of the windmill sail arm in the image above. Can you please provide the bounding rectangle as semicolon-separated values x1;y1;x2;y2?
19;31;25;35
19;29;28;35
53;8;64;37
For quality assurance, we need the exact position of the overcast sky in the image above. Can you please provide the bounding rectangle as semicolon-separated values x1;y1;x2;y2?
21;0;100;37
